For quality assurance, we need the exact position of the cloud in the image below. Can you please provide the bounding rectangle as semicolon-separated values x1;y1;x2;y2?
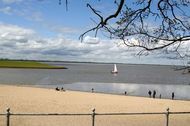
83;36;100;44
14;7;44;22
28;11;43;22
0;23;126;62
0;22;187;65
49;25;80;34
0;6;12;14
0;2;44;22
0;23;34;41
1;0;23;4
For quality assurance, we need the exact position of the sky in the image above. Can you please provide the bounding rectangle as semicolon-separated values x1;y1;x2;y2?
0;0;189;65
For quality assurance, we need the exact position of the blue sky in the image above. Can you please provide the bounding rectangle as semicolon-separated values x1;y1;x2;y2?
0;0;188;65
0;0;90;37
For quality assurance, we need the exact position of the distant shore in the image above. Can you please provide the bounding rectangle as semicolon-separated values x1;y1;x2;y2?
0;84;189;126
0;58;185;66
0;60;67;69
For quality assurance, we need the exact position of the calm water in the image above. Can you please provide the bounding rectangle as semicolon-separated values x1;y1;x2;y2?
0;62;190;100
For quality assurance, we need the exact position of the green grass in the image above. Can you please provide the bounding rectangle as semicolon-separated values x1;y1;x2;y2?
0;60;66;69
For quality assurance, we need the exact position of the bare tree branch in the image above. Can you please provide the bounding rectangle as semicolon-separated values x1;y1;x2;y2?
79;0;125;41
59;0;190;56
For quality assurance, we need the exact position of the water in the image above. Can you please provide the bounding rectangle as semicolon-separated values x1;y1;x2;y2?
60;82;190;100
0;62;189;100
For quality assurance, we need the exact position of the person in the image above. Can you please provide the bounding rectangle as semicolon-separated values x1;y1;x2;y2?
124;91;127;95
55;87;60;91
159;94;161;99
61;87;65;91
91;88;94;93
148;90;152;98
172;92;175;100
153;90;156;98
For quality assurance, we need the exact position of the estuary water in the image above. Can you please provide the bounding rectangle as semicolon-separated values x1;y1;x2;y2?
0;62;190;100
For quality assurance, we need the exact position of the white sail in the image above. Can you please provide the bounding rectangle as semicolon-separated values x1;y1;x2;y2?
111;64;118;74
113;64;117;72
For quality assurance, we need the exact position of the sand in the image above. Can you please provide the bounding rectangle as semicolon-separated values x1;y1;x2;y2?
0;85;190;126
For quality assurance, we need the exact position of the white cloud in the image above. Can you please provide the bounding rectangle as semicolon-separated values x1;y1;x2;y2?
0;23;128;62
83;36;100;44
0;23;188;65
0;23;34;41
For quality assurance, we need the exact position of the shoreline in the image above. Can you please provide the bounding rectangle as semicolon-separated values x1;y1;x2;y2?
0;84;190;107
1;83;189;101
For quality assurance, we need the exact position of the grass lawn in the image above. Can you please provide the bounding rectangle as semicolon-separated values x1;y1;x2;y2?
0;60;66;69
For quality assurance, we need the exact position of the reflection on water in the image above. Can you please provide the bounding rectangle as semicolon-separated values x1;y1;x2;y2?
0;63;190;100
42;82;190;100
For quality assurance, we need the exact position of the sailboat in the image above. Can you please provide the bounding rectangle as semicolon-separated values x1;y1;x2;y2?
111;64;118;74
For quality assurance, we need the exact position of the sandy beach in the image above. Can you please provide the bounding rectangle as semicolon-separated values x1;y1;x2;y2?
0;85;190;126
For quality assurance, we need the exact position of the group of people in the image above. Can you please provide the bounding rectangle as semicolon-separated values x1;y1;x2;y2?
148;90;175;100
55;87;175;100
148;90;157;98
55;87;65;91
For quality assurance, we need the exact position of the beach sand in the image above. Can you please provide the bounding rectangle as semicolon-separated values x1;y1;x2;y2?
0;85;190;126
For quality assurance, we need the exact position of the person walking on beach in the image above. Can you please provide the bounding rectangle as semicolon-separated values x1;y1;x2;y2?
124;91;127;95
91;88;94;93
153;90;156;98
159;94;161;99
172;92;175;100
61;87;65;91
148;90;152;98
